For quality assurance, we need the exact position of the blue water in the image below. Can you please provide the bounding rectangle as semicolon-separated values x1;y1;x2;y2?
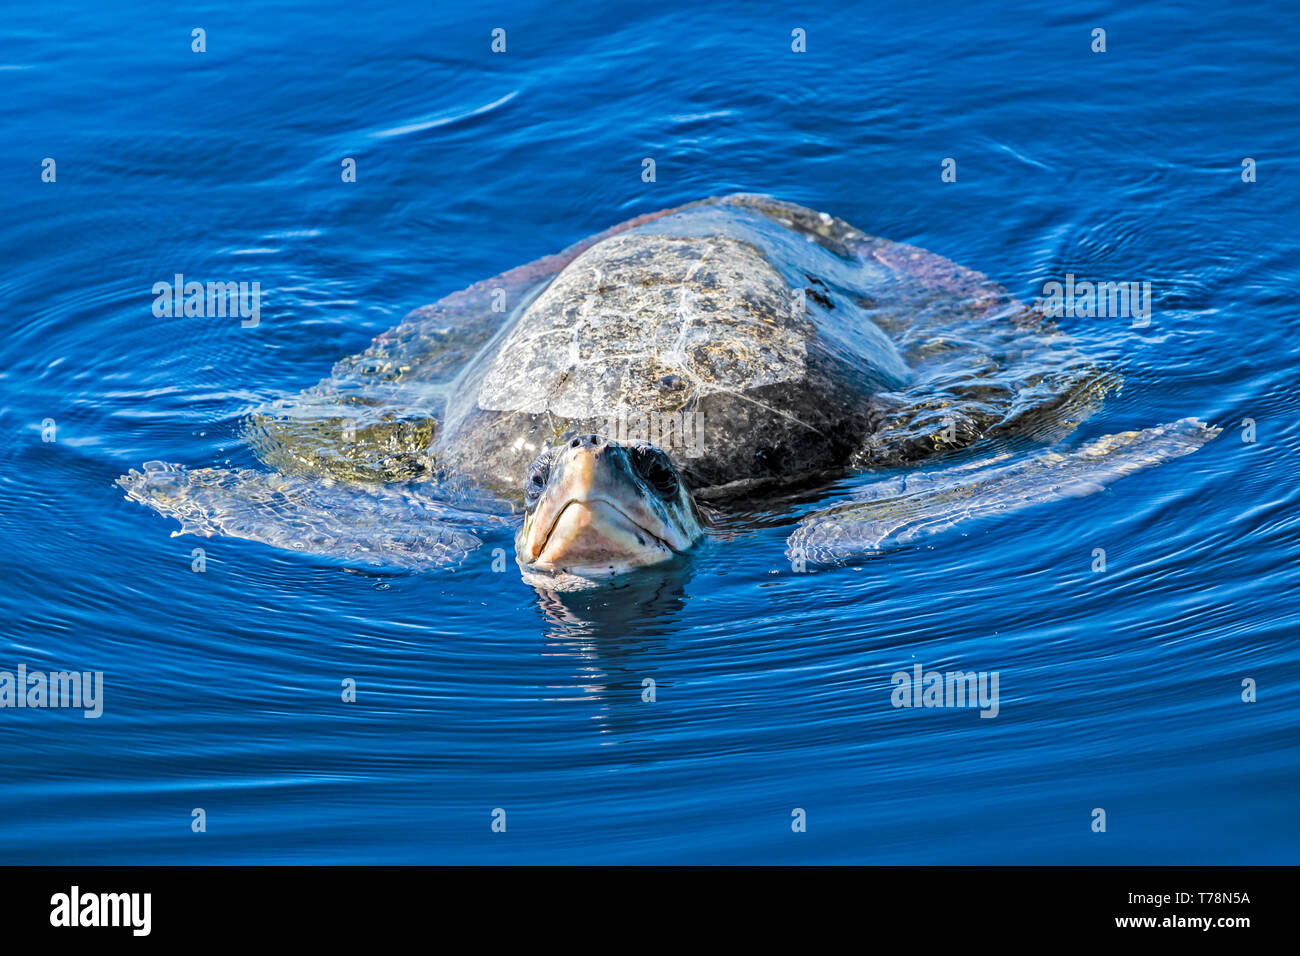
1;0;1297;863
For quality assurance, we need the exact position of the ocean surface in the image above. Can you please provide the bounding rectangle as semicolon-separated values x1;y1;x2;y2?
0;1;1296;863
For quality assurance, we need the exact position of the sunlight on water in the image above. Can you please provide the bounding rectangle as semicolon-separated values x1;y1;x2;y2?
0;0;1296;864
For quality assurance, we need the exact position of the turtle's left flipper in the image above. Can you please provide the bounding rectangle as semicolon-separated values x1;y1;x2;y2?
117;463;503;570
786;418;1220;564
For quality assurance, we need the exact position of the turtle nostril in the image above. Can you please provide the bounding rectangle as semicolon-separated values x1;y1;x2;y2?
570;434;602;449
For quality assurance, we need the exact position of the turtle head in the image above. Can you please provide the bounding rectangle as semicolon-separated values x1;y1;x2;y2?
515;434;702;588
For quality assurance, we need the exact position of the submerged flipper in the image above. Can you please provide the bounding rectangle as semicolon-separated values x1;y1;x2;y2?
786;418;1220;563
117;462;506;569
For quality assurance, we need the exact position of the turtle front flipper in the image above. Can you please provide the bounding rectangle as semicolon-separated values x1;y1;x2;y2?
117;462;505;570
242;289;507;483
786;418;1220;564
245;385;444;483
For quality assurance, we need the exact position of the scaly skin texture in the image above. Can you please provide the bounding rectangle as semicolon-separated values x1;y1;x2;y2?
516;436;701;590
444;227;883;494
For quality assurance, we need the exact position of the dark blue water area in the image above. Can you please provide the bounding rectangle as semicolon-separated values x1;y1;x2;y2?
0;0;1296;863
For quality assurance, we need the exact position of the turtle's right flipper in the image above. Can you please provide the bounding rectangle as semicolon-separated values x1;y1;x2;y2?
787;418;1220;564
116;462;503;570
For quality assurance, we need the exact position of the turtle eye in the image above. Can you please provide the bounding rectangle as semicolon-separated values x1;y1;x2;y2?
632;444;680;500
524;453;551;509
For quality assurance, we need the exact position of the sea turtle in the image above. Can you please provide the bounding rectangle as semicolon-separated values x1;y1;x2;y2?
118;194;1218;590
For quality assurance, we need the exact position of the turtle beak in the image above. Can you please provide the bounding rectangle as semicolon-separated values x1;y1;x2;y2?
516;435;699;581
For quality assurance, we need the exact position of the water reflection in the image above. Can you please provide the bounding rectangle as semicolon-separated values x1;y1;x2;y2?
530;556;695;732
532;554;693;640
